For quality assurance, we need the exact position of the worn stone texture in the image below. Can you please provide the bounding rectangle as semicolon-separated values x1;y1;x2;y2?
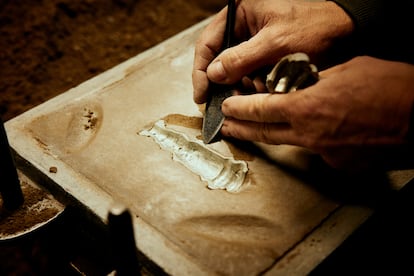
3;1;414;275
5;20;344;275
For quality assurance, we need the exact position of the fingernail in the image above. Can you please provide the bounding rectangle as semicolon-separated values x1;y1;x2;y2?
207;60;226;81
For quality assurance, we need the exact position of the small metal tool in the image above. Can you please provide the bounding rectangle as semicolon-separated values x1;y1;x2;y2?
1;119;65;242
108;203;141;275
0;118;24;211
266;52;319;93
202;0;237;144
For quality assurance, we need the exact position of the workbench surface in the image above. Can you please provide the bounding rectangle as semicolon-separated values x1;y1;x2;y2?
5;18;414;275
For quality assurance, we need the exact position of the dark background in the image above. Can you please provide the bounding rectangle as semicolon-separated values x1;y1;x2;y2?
0;0;223;122
1;0;413;275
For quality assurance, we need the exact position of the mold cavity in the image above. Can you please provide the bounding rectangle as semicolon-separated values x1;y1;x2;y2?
139;120;248;193
64;104;102;153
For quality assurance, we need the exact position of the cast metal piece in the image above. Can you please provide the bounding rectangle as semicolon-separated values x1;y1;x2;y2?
140;120;248;193
266;52;319;93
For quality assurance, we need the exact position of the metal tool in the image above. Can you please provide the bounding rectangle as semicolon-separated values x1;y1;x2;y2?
0;118;24;211
0;117;65;242
266;52;319;93
202;0;237;144
108;203;141;275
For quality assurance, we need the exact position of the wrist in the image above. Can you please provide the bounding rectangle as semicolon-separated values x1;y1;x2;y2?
324;1;355;38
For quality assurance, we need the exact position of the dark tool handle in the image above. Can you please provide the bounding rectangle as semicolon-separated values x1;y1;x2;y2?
0;118;24;210
108;203;141;275
202;0;238;144
223;0;236;50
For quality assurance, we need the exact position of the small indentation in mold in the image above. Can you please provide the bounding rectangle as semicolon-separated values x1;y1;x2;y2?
64;104;102;153
26;101;103;156
139;120;248;193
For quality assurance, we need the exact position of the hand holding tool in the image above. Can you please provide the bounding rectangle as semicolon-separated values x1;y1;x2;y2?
202;0;237;144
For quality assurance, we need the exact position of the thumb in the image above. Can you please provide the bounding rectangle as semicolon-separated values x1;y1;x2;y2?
206;29;283;84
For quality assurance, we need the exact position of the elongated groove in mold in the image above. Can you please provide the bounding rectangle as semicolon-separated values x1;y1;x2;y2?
139;120;248;193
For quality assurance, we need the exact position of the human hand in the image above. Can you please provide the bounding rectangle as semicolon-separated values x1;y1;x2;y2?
192;0;354;104
220;56;414;171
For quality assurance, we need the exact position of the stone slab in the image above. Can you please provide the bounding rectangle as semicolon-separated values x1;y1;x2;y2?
5;18;414;275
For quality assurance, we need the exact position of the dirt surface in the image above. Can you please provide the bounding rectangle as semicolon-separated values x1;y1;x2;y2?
0;0;222;274
0;0;223;122
0;179;63;239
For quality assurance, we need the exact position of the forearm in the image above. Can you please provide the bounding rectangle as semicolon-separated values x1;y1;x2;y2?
329;0;414;64
330;0;385;32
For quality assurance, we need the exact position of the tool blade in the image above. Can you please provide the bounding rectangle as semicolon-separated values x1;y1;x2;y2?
202;0;236;144
202;85;234;144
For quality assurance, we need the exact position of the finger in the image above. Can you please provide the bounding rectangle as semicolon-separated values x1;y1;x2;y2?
221;118;298;145
239;76;268;93
206;27;288;84
192;69;210;104
192;9;228;103
221;93;291;123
